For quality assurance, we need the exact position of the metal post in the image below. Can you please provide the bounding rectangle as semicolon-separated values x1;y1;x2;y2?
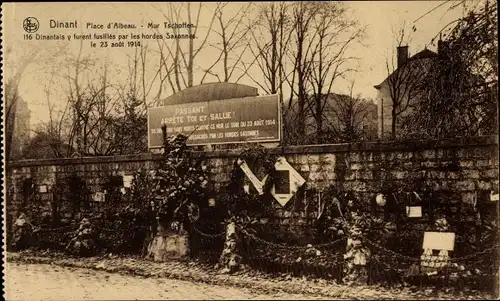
161;124;167;146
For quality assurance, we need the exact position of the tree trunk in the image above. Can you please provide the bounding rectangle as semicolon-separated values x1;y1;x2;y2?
316;95;323;143
316;112;323;144
298;97;305;141
391;106;397;140
5;94;17;162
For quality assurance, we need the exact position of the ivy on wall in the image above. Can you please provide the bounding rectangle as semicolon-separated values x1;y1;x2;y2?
150;134;209;232
219;145;279;219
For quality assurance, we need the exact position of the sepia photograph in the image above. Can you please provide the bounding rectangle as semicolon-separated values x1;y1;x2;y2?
2;1;499;300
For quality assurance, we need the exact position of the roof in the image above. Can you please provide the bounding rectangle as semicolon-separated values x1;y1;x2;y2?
410;48;438;60
157;83;258;106
374;48;437;89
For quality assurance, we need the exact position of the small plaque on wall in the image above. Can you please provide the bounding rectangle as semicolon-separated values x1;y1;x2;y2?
208;198;216;207
423;232;455;251
41;193;53;201
39;185;48;193
406;206;422;218
93;192;106;202
123;175;134;188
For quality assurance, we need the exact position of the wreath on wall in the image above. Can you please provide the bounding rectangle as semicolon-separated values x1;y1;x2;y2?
220;145;280;220
151;134;209;232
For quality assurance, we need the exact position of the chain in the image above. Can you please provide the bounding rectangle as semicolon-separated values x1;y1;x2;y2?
241;229;305;250
369;252;410;272
240;228;346;250
449;244;499;262
192;224;226;238
30;215;140;234
26;214;500;266
359;235;420;263
98;227;121;233
33;224;80;233
360;234;500;264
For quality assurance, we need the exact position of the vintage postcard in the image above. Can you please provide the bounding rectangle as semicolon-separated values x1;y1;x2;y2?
2;1;499;300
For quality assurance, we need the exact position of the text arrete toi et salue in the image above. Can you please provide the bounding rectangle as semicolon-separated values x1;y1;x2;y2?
157;106;277;140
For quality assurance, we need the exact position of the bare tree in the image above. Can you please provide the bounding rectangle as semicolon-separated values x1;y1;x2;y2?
286;2;320;140
154;3;218;92
37;41;137;157
248;2;293;101
4;46;40;161
123;44;165;110
29;36;159;158
33;70;72;158
200;2;253;83
324;80;377;142
250;2;362;145
64;40;98;155
247;2;297;145
305;2;364;143
35;52;148;158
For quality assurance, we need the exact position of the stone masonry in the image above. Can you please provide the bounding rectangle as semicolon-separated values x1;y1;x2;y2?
6;136;499;237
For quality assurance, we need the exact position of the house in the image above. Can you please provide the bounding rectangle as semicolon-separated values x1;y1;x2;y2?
374;42;449;138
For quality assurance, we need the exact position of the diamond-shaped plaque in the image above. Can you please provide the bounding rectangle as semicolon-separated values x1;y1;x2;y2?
264;157;306;207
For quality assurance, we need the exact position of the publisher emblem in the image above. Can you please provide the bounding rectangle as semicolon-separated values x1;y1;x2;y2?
23;17;39;33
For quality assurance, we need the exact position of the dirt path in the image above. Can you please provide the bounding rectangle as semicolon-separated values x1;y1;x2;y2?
5;262;333;300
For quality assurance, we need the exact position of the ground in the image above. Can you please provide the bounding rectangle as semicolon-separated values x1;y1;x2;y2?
5;262;331;300
5;252;495;300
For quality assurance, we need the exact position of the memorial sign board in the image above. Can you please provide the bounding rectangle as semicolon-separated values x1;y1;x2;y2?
148;94;281;147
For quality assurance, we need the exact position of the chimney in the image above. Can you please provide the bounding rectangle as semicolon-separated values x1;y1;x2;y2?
397;46;409;68
437;39;449;59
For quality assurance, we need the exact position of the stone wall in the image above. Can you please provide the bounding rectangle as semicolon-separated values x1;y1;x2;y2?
6;135;499;239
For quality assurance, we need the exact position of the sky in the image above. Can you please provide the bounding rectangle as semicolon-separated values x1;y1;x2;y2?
2;1;479;130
